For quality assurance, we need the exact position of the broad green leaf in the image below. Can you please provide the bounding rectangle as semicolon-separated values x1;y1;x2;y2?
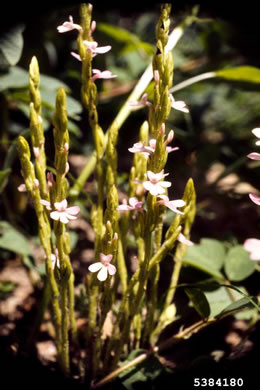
0;168;11;194
204;284;256;318
98;23;154;56
119;349;172;390
0;67;28;91
0;25;24;68
185;287;210;318
40;89;82;119
40;73;70;91
217;296;259;319
224;245;255;282
183;238;226;279
0;66;70;92
0;221;32;256
216;66;260;84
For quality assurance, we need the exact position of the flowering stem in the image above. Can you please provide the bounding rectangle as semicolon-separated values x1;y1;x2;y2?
69;19;189;199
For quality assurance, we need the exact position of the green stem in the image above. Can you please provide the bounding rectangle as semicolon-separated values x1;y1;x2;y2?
61;283;70;375
170;71;216;93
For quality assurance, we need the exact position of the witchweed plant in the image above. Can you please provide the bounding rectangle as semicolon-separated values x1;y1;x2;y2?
15;3;260;388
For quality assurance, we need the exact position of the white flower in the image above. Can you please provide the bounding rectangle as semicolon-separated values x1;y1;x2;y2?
252;128;260;145
40;199;80;224
170;94;189;113
88;253;116;281
51;249;60;269
57;16;82;33
83;40;111;56
243;238;260;261
157;195;186;214
92;69;117;82
177;232;194;246
143;170;171;196
17;179;39;192
117;197;144;211
128;142;154;156
128;93;152;109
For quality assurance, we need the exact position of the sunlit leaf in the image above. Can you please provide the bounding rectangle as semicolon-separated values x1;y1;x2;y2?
224;245;256;282
216;296;259;319
183;238;226;279
98;23;154;56
216;66;260;84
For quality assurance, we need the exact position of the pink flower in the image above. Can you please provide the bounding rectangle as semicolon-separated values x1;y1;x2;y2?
243;238;260;261
247;152;260;160
249;193;260;206
83;40;111;56
128;93;152;108
157;195;186;214
170;94;189;113
117;197;144;211
57;16;82;33
71;52;82;62
128;142;154;156
143;170;171;196
92;69;117;82
148;136;179;154
40;199;80;224
178;232;194;246
88;253;116;281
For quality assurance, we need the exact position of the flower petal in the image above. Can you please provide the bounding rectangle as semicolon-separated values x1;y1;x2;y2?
247;152;260;160
252;128;260;139
249;193;260;206
100;253;113;263
40;199;52;210
66;206;80;215
108;264;117;276
17;184;27;192
97;266;108;281
94;45;112;54
59;213;70;224
50;211;61;221
88;262;103;273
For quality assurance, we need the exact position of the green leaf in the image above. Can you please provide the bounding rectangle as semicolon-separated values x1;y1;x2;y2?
0;67;28;91
185;287;210;318
119;349;172;390
40;89;82;119
0;281;16;300
216;296;259;319
224;245;256;282
0;168;11;194
39;73;70;91
0;221;32;256
0;25;24;68
0;66;70;92
216;66;260;84
183;238;226;279
98;23;154;56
